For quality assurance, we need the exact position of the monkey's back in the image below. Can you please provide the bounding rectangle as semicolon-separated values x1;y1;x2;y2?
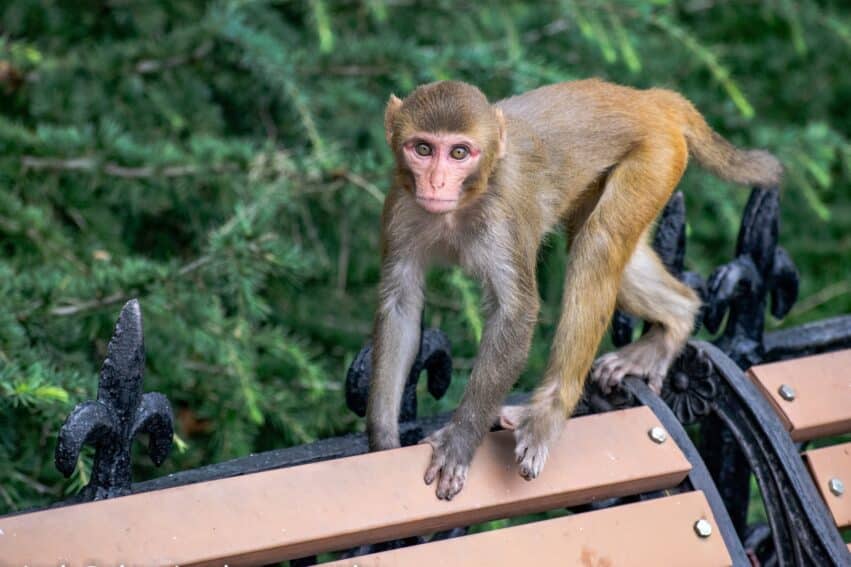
498;80;683;167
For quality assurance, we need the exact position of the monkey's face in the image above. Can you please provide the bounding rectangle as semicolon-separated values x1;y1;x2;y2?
401;132;482;213
384;81;507;215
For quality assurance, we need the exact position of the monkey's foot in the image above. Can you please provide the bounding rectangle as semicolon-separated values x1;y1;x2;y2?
591;342;670;395
422;424;476;501
510;405;564;481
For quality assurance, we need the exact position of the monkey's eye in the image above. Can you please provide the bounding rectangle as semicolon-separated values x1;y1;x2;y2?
450;146;469;160
415;143;432;157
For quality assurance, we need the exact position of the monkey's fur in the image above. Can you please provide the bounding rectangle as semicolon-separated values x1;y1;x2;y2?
369;79;781;500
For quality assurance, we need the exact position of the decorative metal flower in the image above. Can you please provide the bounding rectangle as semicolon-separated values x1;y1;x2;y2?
612;192;706;347
55;299;173;501
661;343;718;425
345;326;452;424
704;188;799;367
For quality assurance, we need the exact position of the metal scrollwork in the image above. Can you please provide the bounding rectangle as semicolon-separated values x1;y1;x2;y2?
704;187;799;368
345;326;452;431
661;343;719;425
54;299;174;501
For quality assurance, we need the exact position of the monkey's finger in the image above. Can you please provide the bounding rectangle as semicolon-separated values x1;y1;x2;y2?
424;452;445;485
436;464;466;500
424;462;440;485
448;465;468;497
437;473;452;500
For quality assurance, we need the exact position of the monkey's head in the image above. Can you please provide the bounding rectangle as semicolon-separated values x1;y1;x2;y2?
384;81;507;214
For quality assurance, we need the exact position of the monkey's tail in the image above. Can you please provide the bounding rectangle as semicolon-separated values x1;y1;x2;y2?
668;93;783;188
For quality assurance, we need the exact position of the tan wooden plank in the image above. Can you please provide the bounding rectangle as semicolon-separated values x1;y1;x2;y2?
325;491;731;567
0;407;689;567
804;442;851;528
747;350;851;441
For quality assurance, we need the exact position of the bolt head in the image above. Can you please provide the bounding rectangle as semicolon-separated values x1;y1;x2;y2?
778;384;796;401
694;519;713;538
828;478;844;496
648;426;667;444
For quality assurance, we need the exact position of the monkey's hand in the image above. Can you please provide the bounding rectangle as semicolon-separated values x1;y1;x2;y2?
422;423;478;501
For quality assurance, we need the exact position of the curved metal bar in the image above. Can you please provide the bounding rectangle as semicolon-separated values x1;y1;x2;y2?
711;387;801;564
762;314;851;362
622;377;749;567
697;340;848;567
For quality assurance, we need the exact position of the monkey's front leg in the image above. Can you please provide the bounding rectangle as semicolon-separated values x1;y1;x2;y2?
367;260;424;451
424;286;538;500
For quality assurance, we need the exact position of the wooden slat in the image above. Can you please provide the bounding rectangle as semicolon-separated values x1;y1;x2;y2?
326;492;732;567
747;350;851;441
804;442;851;528
0;407;689;567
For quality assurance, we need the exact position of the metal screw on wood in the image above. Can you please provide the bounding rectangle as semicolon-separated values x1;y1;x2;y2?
648;426;667;444
694;519;713;538
777;384;796;401
828;478;844;496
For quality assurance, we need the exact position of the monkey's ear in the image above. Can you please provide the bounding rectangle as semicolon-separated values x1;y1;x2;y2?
494;107;507;159
384;94;403;146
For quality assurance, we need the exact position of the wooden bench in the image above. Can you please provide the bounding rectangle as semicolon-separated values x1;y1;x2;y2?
0;406;742;566
747;350;851;555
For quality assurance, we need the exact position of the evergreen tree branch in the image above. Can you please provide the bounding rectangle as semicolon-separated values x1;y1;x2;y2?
49;292;128;316
135;41;213;75
21;156;238;178
336;170;385;203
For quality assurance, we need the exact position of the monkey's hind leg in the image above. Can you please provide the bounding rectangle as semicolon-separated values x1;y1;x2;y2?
509;140;690;482
592;239;700;394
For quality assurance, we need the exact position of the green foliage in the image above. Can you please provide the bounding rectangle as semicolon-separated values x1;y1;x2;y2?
0;0;848;513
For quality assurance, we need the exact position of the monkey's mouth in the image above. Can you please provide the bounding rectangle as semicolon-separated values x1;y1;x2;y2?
416;195;459;213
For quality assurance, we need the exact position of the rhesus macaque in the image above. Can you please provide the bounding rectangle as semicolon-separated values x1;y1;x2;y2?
368;79;781;500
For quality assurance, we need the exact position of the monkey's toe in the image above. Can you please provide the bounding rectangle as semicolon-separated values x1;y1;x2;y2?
646;373;665;395
591;352;630;393
592;351;666;394
513;419;555;481
517;443;549;481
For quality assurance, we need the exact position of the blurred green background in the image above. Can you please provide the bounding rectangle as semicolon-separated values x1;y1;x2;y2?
0;0;848;513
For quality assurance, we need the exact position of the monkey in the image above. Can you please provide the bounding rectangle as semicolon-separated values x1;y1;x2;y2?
367;79;781;501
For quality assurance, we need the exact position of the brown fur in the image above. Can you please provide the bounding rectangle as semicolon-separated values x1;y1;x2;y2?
368;79;781;500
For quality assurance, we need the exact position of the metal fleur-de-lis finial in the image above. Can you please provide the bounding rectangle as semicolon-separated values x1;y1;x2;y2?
612;192;706;346
704;188;799;367
55;299;174;501
346;326;452;440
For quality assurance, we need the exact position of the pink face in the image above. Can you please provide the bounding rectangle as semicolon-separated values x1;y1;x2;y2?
402;132;482;214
